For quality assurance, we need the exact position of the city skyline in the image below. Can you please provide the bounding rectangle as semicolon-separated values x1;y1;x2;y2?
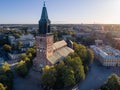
0;0;120;24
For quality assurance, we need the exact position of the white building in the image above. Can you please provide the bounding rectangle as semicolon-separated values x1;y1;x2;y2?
91;45;120;67
8;34;35;51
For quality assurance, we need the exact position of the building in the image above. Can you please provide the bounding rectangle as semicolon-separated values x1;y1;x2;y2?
8;53;21;60
8;34;35;51
91;45;120;67
0;57;4;66
62;35;72;41
33;2;74;71
114;38;120;50
95;40;104;46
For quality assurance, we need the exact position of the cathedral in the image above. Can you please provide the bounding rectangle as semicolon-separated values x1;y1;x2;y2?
33;2;74;71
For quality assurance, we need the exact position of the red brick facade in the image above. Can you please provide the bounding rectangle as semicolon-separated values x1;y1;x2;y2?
33;34;53;71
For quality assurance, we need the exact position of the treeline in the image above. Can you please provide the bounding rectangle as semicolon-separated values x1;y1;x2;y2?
41;43;94;89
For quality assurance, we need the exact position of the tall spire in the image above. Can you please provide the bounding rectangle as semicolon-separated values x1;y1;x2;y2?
38;1;51;34
40;1;49;20
44;1;45;7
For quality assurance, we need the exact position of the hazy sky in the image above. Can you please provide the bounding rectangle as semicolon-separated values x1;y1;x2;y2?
0;0;120;24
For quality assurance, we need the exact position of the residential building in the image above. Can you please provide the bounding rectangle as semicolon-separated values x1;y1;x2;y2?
8;34;35;51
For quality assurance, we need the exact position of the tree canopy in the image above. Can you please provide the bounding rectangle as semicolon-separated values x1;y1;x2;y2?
2;62;10;72
42;55;85;89
0;83;6;90
41;42;94;89
15;61;28;77
100;74;120;90
73;42;94;72
3;44;12;52
42;66;56;88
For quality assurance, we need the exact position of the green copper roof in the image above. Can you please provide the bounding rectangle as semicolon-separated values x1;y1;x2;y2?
40;2;50;22
38;2;51;34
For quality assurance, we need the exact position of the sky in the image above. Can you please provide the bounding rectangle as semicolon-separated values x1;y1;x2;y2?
0;0;120;24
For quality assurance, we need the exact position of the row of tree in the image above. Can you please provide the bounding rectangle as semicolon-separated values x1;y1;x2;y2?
15;46;36;77
73;43;94;73
41;43;94;89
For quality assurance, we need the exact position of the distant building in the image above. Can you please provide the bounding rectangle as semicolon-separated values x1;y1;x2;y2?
91;45;120;67
8;34;35;51
95;40;104;46
114;38;120;50
0;57;4;65
62;35;72;41
8;53;21;60
33;2;74;71
75;33;90;38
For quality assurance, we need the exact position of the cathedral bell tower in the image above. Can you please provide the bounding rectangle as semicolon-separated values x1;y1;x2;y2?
33;2;53;70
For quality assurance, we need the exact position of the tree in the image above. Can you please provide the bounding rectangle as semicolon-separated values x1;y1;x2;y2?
73;42;94;72
100;74;120;90
82;36;97;46
73;43;87;62
65;56;85;82
0;75;12;90
17;41;22;50
2;62;10;72
19;53;30;62
26;47;36;57
0;83;6;90
85;49;94;65
62;66;75;88
42;66;56;89
3;44;12;52
13;33;20;39
54;62;65;89
15;61;28;77
27;53;32;59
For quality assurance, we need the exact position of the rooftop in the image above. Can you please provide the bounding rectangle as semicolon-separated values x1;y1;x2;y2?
91;45;120;58
53;40;67;51
48;46;74;64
